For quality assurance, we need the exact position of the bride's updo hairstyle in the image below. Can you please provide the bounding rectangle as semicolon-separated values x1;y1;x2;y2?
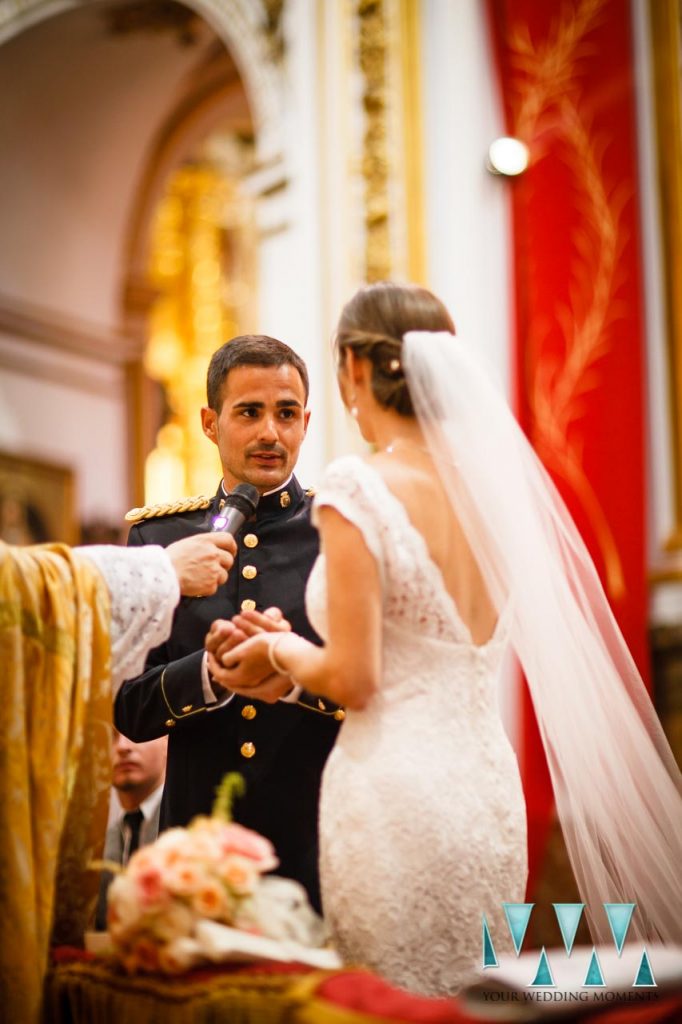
334;282;455;416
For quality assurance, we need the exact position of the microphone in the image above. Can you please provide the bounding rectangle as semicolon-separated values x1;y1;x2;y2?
210;483;260;536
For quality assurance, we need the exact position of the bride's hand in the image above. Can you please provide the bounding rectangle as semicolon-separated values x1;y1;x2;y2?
206;632;293;703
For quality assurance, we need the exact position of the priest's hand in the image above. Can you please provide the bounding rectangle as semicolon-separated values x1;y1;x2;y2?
166;533;236;597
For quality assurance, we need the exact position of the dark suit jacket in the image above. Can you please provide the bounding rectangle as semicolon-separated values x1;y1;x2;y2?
114;476;339;910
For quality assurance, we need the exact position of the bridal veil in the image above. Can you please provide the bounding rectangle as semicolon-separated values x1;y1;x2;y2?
403;330;682;945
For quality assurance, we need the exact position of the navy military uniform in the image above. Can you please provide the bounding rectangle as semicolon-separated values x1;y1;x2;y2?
114;476;340;910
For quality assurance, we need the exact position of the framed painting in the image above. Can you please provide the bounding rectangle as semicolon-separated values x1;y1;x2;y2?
0;450;77;545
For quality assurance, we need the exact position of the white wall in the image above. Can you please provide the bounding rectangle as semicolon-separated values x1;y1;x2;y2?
421;0;512;393
0;332;128;520
253;0;343;488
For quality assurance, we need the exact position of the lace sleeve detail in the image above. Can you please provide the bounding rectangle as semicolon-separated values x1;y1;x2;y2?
312;455;384;567
76;545;180;695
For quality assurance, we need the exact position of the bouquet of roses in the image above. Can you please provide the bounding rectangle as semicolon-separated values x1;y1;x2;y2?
104;774;331;973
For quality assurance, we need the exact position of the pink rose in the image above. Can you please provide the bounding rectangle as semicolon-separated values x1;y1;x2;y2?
134;864;166;908
215;823;278;871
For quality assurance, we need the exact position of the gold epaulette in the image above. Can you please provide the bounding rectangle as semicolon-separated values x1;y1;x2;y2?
125;494;212;524
304;486;316;498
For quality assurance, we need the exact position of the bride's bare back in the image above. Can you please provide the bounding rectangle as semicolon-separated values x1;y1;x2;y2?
370;448;498;646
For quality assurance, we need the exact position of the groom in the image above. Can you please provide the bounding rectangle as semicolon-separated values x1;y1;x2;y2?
114;335;340;910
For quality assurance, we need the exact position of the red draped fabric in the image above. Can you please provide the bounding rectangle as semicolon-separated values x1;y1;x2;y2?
485;0;649;894
49;949;682;1024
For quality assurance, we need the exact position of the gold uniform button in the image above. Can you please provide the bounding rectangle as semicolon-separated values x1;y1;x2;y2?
241;598;257;612
165;719;176;728
280;491;291;508
240;741;256;758
242;565;257;580
182;704;193;713
334;709;346;721
241;704;257;720
243;533;258;548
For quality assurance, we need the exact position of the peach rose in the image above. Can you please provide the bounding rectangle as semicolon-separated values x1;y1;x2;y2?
164;861;206;896
218;855;258;896
192;880;229;919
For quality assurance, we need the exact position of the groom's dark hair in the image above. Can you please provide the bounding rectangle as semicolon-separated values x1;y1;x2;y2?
207;335;310;412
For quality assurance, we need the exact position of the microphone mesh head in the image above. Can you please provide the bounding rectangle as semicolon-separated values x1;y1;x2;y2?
224;483;260;518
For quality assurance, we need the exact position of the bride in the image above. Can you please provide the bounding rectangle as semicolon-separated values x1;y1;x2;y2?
206;282;682;997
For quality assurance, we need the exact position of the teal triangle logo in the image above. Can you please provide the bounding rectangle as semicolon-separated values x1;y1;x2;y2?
503;903;534;955
530;947;555;987
633;949;657;987
482;915;498;968
604;903;635;955
583;948;605;987
553;903;584;955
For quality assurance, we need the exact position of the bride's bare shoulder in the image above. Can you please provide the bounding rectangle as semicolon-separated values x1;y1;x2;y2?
362;450;434;498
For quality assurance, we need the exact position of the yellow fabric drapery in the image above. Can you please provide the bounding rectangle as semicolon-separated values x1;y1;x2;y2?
0;541;112;1024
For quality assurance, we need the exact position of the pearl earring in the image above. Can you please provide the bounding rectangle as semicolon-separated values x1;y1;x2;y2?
350;405;359;419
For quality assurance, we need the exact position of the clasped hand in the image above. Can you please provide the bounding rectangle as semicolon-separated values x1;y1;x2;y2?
205;608;293;703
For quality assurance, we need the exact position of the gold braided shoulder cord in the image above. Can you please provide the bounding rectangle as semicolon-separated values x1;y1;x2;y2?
125;495;212;523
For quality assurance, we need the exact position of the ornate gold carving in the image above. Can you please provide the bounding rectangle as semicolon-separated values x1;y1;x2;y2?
357;0;391;282
144;164;257;503
508;0;626;599
262;0;286;61
398;0;426;283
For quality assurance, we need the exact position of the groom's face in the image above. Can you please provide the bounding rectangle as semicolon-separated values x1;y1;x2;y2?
201;364;310;494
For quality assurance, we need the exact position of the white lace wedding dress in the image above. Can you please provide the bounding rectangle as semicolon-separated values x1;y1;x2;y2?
307;456;528;997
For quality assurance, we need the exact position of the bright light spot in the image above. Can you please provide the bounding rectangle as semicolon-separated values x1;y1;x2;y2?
487;137;530;176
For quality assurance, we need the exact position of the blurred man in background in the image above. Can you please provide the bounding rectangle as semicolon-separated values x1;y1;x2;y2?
95;730;168;929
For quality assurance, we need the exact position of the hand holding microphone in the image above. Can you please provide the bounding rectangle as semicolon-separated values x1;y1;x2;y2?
168;483;261;597
166;533;236;597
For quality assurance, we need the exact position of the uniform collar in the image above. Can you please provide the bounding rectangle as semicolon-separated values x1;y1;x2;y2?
215;475;304;520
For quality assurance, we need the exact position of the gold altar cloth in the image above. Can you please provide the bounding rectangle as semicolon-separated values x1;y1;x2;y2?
0;542;112;1024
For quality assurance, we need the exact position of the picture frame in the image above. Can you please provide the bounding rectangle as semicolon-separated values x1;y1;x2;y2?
0;450;77;546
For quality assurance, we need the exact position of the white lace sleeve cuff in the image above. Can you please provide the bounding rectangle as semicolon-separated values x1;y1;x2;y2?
76;544;180;695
